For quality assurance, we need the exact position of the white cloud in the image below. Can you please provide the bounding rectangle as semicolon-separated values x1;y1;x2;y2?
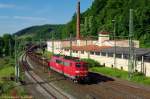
13;16;47;21
0;3;15;8
0;16;9;19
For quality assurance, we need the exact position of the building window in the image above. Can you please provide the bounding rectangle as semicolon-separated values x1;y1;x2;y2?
101;52;106;56
64;49;69;51
81;51;84;54
124;54;129;59
116;54;122;58
144;57;150;62
95;52;100;55
108;53;113;57
73;50;78;53
90;51;94;55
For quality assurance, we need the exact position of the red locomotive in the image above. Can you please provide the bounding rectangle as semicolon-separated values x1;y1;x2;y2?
48;55;89;82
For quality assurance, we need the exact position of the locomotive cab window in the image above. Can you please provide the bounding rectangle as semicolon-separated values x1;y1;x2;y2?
76;63;81;68
64;62;70;66
56;59;63;64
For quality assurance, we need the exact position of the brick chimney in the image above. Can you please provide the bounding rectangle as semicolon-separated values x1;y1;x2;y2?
76;0;80;39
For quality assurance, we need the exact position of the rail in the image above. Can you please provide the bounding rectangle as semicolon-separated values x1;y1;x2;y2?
20;53;69;99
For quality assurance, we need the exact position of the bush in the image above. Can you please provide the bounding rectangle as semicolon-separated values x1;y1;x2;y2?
133;72;145;76
1;82;14;94
81;58;100;67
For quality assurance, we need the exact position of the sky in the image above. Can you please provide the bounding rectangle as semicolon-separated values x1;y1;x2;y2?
0;0;93;36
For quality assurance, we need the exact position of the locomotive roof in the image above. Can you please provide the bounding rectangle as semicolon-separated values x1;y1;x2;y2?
53;55;83;62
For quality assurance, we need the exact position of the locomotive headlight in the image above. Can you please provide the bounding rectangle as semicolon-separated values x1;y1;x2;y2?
75;71;80;73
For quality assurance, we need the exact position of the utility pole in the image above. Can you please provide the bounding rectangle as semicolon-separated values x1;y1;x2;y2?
112;19;116;68
52;33;54;55
128;9;134;79
40;32;42;53
9;39;12;57
17;43;20;81
70;34;72;57
15;35;19;82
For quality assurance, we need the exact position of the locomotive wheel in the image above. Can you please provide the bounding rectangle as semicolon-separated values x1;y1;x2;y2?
73;79;78;83
64;76;67;80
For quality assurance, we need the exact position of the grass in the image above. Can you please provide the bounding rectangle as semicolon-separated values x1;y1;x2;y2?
0;57;27;96
43;50;53;59
0;58;6;66
0;58;15;80
36;50;52;59
0;66;14;81
90;67;150;86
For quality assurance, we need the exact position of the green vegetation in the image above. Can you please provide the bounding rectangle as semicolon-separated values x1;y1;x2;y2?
36;50;53;59
14;24;65;41
90;67;150;86
0;57;27;96
43;51;53;59
0;67;14;82
90;67;128;79
0;34;15;57
0;30;27;96
81;58;100;67
0;57;14;95
0;33;25;59
0;57;15;83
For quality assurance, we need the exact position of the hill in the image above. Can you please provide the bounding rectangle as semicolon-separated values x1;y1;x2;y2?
14;24;65;41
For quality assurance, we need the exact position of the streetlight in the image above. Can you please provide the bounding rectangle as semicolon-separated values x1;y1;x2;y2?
112;19;116;68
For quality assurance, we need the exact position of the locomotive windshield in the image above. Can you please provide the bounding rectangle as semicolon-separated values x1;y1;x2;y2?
76;63;81;67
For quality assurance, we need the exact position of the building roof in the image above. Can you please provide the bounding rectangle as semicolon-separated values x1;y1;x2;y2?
65;45;111;51
100;47;150;57
144;53;150;57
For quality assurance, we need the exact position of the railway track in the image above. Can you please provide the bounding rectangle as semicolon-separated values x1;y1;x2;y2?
27;52;150;99
20;53;70;99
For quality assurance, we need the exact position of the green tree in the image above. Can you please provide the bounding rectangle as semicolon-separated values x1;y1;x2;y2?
2;34;15;56
0;37;4;57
